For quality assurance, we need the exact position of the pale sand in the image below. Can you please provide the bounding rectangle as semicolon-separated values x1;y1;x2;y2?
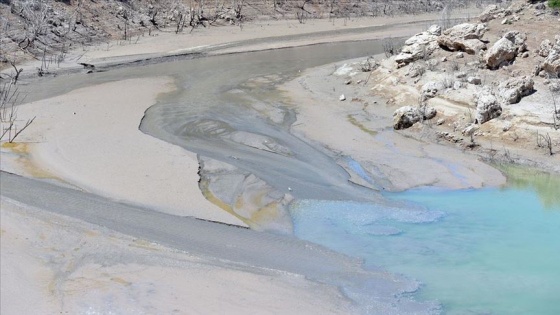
2;77;246;226
1;197;354;315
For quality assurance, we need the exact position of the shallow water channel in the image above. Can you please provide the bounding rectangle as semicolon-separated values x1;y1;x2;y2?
141;43;560;314
22;38;560;314
292;176;560;314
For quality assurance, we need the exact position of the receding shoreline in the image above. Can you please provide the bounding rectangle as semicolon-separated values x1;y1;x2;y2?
4;6;557;314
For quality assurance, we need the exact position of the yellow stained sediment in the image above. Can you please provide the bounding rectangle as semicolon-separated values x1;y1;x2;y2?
110;277;131;286
199;179;251;226
199;178;283;228
347;114;377;136
1;142;59;180
249;202;282;223
129;239;160;251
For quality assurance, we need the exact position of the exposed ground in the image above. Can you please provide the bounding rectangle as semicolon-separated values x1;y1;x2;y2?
1;1;559;314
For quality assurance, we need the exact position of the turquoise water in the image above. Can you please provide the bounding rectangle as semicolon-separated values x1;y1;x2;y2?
290;186;560;314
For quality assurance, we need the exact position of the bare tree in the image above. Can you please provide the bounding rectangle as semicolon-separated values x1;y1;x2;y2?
0;81;35;143
9;61;23;84
552;87;559;130
16;0;50;49
382;39;398;58
537;131;554;156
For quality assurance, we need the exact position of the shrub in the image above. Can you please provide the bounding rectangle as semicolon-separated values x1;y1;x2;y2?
550;0;560;9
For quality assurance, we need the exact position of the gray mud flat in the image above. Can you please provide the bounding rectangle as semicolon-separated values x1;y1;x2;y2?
1;171;439;314
3;24;444;313
138;41;394;209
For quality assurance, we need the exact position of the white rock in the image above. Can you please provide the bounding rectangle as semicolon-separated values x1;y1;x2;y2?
437;23;487;54
476;88;502;124
462;123;479;136
422;81;445;98
497;76;534;104
538;39;553;57
485;31;527;69
393;105;437;129
427;24;442;36
543;50;560;78
479;5;501;22
339;94;346;101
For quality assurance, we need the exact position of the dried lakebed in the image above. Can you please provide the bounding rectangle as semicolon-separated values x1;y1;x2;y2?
5;38;560;314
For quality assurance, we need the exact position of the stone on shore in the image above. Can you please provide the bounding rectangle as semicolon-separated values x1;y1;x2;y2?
437;23;487;54
498;76;534;104
394;25;441;67
543;50;560;78
422;81;445;99
393;105;437;130
475;88;501;124
484;31;527;69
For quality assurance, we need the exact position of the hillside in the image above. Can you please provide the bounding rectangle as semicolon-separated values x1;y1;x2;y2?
1;0;486;67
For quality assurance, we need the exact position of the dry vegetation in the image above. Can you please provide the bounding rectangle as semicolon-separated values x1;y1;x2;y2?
1;0;497;68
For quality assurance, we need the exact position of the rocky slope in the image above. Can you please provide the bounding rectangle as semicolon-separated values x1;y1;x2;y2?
1;0;489;68
369;0;560;171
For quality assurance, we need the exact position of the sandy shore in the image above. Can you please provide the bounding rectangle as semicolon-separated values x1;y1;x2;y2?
2;77;246;226
0;197;354;315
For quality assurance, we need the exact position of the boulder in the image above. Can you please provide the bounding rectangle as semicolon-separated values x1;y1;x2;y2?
478;5;502;22
538;39;554;57
478;4;512;23
437;23;487;54
543;50;560;78
427;24;442;36
475;88;501;124
406;63;426;78
395;44;427;67
485;31;527;69
497;76;534;104
395;26;440;67
547;80;560;92
462;124;479;136
393;106;437;130
422;81;445;98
